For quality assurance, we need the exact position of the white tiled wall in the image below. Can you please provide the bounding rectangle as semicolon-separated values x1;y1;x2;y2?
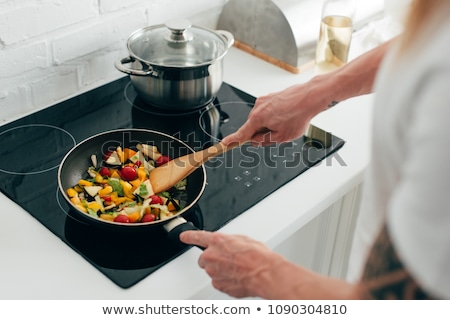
0;0;226;123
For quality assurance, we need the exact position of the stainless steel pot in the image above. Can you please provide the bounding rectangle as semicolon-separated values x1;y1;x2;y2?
115;20;234;111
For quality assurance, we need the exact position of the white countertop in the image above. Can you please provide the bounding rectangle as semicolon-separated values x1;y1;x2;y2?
0;44;374;300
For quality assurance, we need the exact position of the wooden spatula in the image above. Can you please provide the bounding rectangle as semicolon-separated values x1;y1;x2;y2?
149;141;242;194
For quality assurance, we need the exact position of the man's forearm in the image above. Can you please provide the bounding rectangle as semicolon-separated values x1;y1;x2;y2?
254;254;363;300
312;38;396;106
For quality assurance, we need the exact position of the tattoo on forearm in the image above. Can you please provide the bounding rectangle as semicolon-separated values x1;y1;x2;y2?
359;224;434;299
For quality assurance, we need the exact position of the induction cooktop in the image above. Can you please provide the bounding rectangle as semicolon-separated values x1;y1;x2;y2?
0;77;345;288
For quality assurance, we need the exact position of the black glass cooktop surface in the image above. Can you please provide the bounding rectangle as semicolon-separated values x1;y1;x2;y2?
0;77;345;288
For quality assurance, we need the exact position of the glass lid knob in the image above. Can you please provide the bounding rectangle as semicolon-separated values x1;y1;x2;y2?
165;19;193;43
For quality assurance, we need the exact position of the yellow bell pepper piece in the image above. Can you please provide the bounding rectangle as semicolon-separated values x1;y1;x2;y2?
127;210;141;223
70;196;81;205
114;197;128;205
98;186;113;197
66;188;78;198
110;169;120;179
99;213;115;222
167;201;179;212
87;201;103;213
130;179;141;190
78;179;93;186
137;167;147;181
75;204;87;213
123;148;137;162
120;180;135;199
94;173;104;184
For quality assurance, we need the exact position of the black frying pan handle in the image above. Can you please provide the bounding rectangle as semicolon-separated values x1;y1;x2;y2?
164;217;205;250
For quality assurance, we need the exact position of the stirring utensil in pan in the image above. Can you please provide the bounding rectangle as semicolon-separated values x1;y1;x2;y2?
149;140;242;194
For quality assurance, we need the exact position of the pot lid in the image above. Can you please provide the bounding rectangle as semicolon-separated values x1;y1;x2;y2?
127;20;233;67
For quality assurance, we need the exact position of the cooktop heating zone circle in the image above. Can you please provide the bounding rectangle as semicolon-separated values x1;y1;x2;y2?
0;124;76;175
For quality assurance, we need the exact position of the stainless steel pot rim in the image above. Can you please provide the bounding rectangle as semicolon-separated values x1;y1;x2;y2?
125;23;233;68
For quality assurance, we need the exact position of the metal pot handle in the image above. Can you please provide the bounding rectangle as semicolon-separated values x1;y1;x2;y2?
114;56;154;76
215;30;234;49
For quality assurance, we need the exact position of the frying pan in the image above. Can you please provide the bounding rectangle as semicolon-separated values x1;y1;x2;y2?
58;129;206;240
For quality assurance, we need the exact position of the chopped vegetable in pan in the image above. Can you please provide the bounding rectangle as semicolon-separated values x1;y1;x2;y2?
65;143;187;224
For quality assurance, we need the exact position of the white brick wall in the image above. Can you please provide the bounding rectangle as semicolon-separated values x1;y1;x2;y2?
0;0;227;124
